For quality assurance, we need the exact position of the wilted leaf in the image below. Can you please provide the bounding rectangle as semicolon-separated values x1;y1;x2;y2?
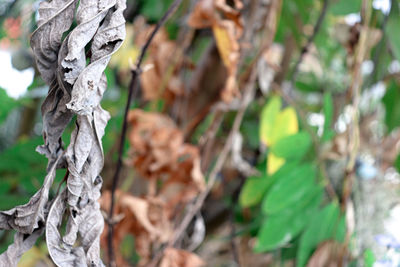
187;0;243;102
306;241;343;267
138;26;186;103
160;247;205;267
128;109;205;210
100;190;172;266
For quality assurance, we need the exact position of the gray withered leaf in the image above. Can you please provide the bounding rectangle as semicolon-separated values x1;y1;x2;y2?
31;0;77;84
67;0;126;115
36;35;75;170
0;156;61;234
0;229;44;267
46;189;88;267
62;0;116;85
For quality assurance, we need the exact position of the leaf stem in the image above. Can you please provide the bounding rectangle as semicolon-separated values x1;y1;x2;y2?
107;0;183;266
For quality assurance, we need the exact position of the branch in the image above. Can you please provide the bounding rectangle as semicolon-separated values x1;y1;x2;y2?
290;0;329;84
107;0;183;265
170;67;258;248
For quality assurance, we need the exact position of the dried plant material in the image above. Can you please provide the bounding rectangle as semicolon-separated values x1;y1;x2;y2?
231;132;260;176
127;109;205;206
100;191;172;266
30;0;77;84
98;110;205;266
0;229;44;266
0;0;126;266
160;247;205;267
137;25;187;103
306;241;343;267
257;44;283;95
188;0;243;102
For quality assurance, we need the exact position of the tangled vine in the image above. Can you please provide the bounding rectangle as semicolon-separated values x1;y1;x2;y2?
0;0;126;266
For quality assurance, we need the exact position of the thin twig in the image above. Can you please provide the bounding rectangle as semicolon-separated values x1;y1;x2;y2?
107;0;183;265
170;68;258;248
290;0;329;84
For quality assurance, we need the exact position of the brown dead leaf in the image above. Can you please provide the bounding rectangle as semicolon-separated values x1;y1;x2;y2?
134;23;186;103
160;248;205;267
306;241;343;267
100;191;172;266
128;109;205;214
187;0;243;102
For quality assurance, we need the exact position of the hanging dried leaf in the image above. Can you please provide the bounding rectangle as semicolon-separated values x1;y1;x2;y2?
0;0;126;266
306;241;343;267
127;109;205;204
30;0;77;84
187;0;243;102
0;156;61;234
138;25;187;103
160;247;205;267
100;190;172;266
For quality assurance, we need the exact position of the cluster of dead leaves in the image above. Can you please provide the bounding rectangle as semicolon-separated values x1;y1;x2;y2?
139;25;191;104
111;17;194;104
188;0;243;102
100;109;205;266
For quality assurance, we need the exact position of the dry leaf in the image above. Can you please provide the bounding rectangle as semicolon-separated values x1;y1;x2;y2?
187;0;243;102
0;0;126;266
128;109;205;207
138;26;186;103
306;241;343;267
160;248;205;267
100;191;172;266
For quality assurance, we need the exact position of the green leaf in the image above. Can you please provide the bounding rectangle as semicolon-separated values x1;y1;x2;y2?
386;2;400;62
260;96;282;146
364;249;375;267
330;0;361;15
382;81;400;133
240;175;270;208
297;203;341;267
322;93;335;141
239;164;269;207
262;164;316;214
0;87;17;124
255;189;322;252
335;215;347;243
270;132;312;160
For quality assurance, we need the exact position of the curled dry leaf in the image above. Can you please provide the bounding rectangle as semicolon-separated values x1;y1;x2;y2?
160;247;205;267
128;109;205;210
306;241;343;267
99;109;205;266
0;0;126;266
100;190;172;266
138;24;188;103
188;0;243;102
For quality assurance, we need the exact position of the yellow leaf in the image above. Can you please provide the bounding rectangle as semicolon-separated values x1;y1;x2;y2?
260;96;282;146
212;22;237;69
268;107;298;145
267;152;285;175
